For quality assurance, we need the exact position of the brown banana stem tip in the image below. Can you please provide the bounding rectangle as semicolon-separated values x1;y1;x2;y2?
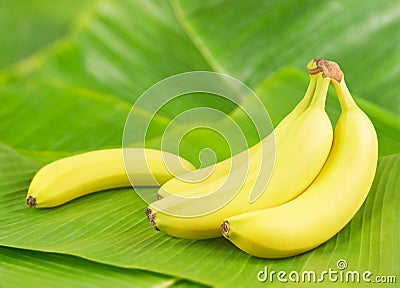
145;207;159;231
221;221;230;237
307;59;343;83
156;194;163;200
26;196;36;208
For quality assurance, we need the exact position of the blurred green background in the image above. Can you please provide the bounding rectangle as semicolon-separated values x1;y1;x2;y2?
0;0;94;68
0;1;398;287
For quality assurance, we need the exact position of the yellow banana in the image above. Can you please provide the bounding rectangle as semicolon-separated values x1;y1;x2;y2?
146;60;333;239
157;63;318;199
222;60;378;258
26;148;194;208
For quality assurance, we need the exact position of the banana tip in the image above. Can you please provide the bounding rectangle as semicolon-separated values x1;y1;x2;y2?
221;221;230;238
145;208;159;231
26;196;36;208
156;194;163;200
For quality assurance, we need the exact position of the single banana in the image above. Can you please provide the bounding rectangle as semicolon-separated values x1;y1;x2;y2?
26;148;194;208
222;60;378;258
146;60;333;239
157;65;318;199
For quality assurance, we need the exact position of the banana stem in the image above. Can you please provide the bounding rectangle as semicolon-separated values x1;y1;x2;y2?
332;79;358;111
307;59;343;82
309;75;330;110
297;74;317;110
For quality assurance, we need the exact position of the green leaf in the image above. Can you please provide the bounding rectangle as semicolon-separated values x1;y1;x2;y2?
0;0;94;68
0;0;397;160
0;0;399;287
0;246;181;288
0;143;399;287
175;0;400;114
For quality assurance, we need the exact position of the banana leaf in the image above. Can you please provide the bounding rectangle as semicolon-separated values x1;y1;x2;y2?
0;246;208;288
0;0;399;287
0;142;398;287
0;0;94;68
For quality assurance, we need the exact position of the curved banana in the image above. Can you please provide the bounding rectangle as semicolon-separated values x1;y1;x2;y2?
146;60;333;239
157;63;318;200
222;60;378;258
26;148;194;208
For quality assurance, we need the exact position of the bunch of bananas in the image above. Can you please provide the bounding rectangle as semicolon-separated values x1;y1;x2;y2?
26;59;378;259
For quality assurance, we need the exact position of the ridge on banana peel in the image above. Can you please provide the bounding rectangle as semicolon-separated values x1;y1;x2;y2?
26;148;194;208
222;59;378;258
146;60;334;239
